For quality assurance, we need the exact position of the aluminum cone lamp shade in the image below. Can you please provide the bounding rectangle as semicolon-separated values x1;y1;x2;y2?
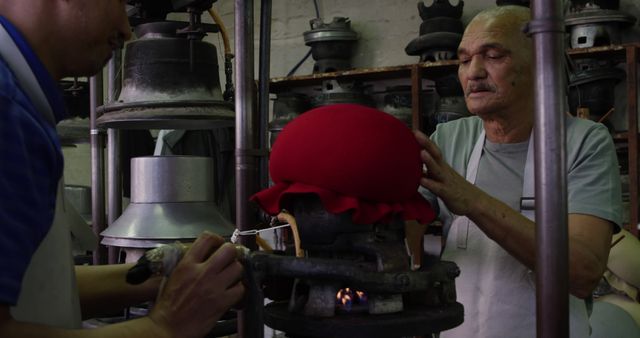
101;156;235;248
97;22;234;130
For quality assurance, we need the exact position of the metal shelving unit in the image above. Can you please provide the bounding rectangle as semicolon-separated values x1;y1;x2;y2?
568;43;640;237
269;59;458;130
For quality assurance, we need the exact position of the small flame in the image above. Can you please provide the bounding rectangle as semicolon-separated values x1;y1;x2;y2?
336;287;367;312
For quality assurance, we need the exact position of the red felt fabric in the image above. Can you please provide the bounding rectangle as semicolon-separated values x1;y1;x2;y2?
251;103;435;225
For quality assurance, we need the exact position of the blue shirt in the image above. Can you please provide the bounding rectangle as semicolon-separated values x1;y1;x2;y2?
0;16;67;305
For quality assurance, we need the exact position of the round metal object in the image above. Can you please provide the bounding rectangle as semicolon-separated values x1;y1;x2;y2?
303;17;358;44
303;17;359;73
405;31;461;60
269;93;310;146
130;156;214;203
380;85;426;127
569;23;619;49
417;0;464;20
97;22;234;129
100;201;234;247
568;66;625;119
263;301;464;338
565;8;636;27
101;156;235;248
311;80;374;107
419;17;464;35
97;101;234;129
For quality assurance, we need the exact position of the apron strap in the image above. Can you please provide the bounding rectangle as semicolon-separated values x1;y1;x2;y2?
456;130;486;249
456;130;535;248
520;135;535;221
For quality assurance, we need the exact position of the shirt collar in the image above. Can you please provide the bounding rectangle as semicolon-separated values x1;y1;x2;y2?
0;16;67;123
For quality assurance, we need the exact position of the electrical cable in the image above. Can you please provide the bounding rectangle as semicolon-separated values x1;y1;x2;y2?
207;7;231;55
285;0;320;77
208;6;235;101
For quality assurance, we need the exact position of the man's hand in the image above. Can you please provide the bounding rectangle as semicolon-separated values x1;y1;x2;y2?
414;130;483;216
149;232;245;338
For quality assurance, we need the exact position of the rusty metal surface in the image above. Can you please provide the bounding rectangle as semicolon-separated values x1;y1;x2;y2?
250;253;459;295
263;301;463;338
565;43;640;61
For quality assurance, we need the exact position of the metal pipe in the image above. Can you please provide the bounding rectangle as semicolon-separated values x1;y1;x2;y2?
235;0;262;336
529;1;569;337
106;51;123;265
90;73;107;265
258;0;272;190
234;0;257;251
107;128;122;264
626;46;639;237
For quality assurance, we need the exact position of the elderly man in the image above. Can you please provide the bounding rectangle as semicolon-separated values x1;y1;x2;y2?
416;5;621;338
0;1;244;337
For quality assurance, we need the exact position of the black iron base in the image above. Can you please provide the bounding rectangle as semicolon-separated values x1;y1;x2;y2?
264;301;463;338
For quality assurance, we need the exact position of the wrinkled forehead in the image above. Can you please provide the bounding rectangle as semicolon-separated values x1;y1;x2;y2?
458;15;530;56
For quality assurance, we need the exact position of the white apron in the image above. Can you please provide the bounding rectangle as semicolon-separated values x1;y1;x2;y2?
0;23;82;328
441;130;590;338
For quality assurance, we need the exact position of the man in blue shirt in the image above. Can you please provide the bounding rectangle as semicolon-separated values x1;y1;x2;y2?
0;1;245;337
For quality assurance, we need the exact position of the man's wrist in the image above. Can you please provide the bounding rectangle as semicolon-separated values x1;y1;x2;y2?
142;314;174;338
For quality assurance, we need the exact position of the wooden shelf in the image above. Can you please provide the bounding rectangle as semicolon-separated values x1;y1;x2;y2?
566;43;640;62
269;59;458;92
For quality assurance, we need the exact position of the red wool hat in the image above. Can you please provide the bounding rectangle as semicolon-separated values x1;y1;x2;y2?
250;103;435;225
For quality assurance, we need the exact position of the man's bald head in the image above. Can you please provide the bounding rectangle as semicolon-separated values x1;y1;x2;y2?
468;5;531;33
464;6;533;64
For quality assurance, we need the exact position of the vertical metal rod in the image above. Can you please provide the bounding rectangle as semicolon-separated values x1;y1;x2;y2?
107;128;122;264
90;73;107;265
234;0;257;251
235;0;262;337
107;51;123;264
530;1;569;337
410;64;422;130
258;0;272;190
626;46;639;237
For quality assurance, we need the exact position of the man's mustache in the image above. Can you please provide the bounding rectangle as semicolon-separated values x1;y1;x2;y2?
466;82;496;96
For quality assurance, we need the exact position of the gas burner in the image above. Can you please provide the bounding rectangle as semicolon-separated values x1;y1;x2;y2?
565;6;636;49
303;17;359;74
405;1;464;62
249;195;463;337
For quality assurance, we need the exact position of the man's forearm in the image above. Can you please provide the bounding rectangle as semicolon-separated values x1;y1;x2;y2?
465;191;612;298
0;313;169;338
466;190;538;270
75;264;161;319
